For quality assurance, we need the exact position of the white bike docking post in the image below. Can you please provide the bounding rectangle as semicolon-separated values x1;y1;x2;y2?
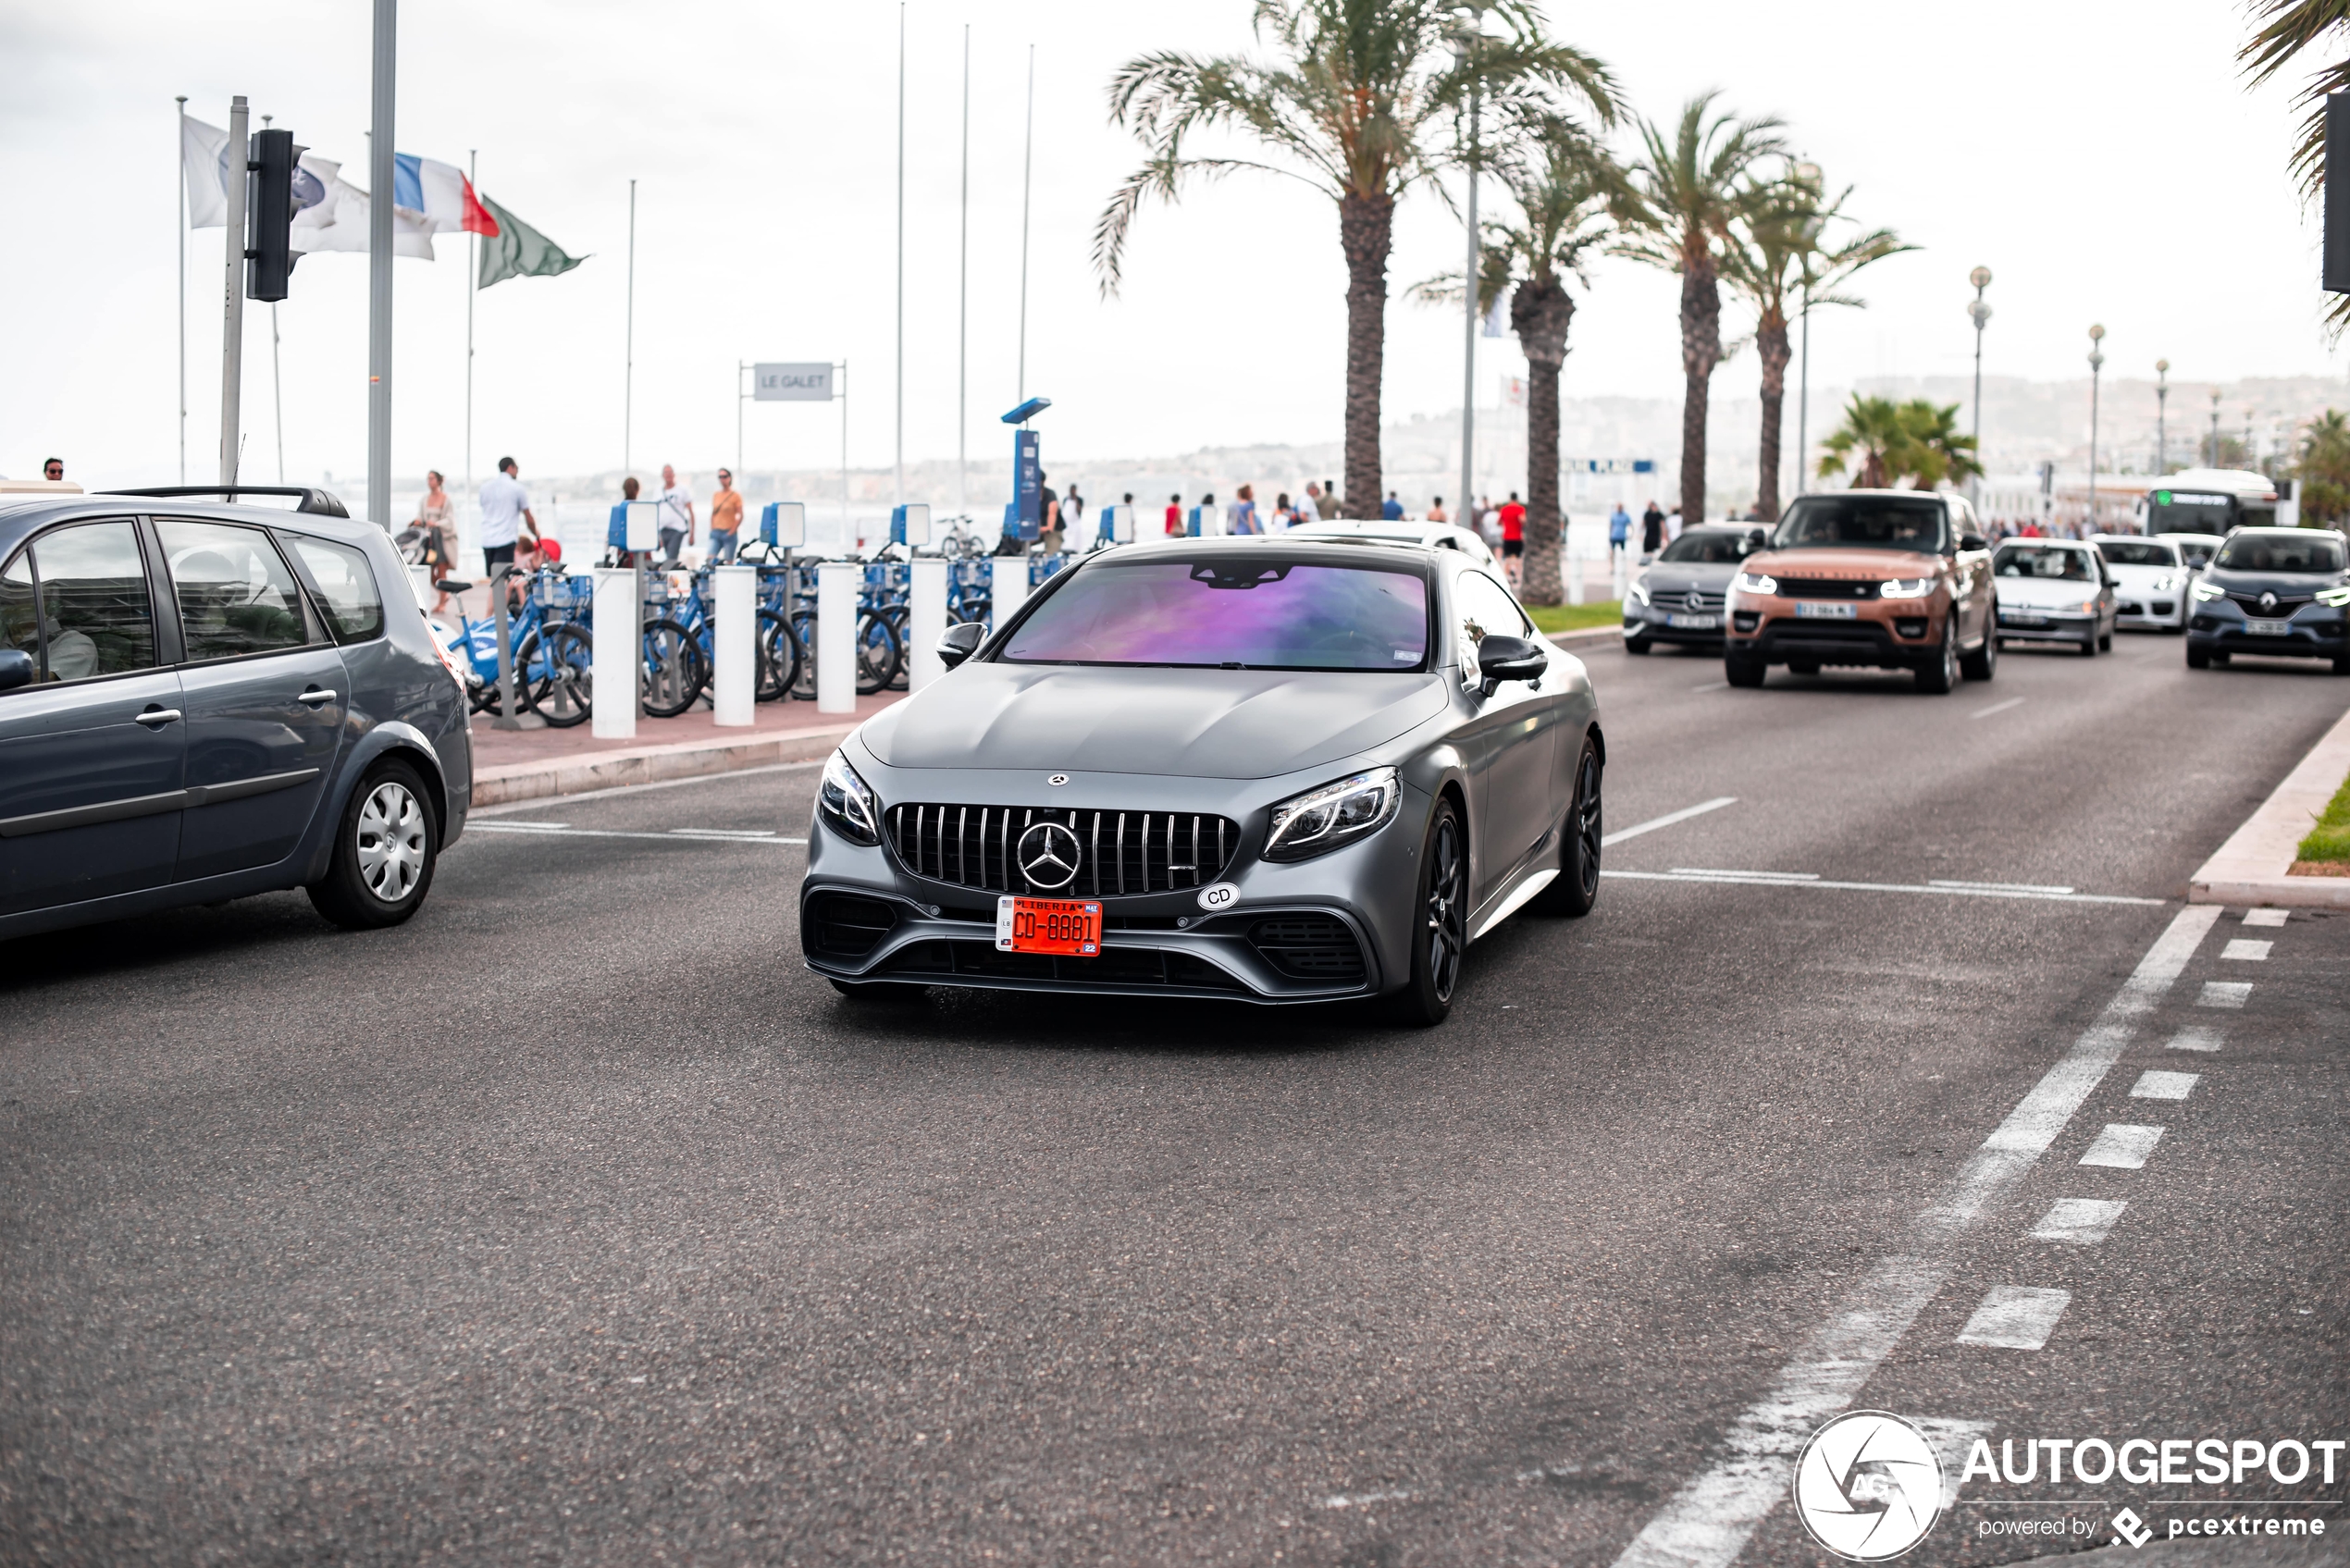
908;556;947;692
990;555;1030;633
591;567;637;739
816;561;858;713
712;564;755;726
1565;517;1586;605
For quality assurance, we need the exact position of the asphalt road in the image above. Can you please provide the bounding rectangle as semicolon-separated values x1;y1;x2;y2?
4;631;2345;1567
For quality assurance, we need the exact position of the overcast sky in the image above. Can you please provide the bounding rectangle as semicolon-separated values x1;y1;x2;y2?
3;0;2342;493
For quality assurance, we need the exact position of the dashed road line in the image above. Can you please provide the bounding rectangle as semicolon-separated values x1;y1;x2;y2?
469;821;807;846
1929;878;2074;894
1602;869;2162;907
1601;797;1738;847
2130;1069;2199;1101
2166;1026;2224;1053
2079;1123;2165;1169
2197;981;2252;1008
2028;1198;2128;1246
1956;1286;2072;1350
1606;904;2220;1568
2242;907;2290;928
1969;697;2028;720
2221;938;2273;961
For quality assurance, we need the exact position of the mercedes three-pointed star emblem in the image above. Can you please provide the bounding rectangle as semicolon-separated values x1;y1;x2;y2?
1016;821;1082;890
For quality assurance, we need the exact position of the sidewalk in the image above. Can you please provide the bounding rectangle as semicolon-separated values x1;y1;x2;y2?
469;693;902;808
2187;698;2350;908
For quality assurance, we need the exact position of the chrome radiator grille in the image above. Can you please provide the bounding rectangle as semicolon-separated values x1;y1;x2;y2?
884;804;1240;897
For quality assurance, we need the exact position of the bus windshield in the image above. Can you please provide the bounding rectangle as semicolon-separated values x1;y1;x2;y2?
2146;491;2235;535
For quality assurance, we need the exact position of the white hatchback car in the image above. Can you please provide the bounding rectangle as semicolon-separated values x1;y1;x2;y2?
1285;518;1498;563
2091;533;2189;632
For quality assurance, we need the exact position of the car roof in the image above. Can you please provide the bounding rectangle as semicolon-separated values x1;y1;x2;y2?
0;491;385;556
1287;518;1493;553
2228;525;2346;538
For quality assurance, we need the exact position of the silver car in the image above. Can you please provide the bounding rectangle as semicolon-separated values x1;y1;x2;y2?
1623;525;1768;652
1992;538;2118;655
798;537;1604;1025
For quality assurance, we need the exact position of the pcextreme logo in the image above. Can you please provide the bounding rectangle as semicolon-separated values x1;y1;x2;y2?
1792;1412;1945;1561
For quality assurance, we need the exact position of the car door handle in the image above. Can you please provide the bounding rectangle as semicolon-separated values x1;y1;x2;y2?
296;688;338;706
133;708;182;726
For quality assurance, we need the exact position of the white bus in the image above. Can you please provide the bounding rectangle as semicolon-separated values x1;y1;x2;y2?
2139;467;2281;537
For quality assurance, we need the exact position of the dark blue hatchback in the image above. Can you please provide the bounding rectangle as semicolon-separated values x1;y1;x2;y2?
0;486;470;940
2183;525;2350;673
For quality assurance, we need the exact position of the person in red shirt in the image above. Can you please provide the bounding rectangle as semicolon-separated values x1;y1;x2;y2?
1497;491;1527;587
1166;493;1185;537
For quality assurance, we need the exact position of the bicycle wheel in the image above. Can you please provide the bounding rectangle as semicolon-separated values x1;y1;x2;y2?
855;611;903;696
639;616;708;719
530;623;595;728
789;612;820;700
510;628;560;714
757;609;800;701
884;607;911;690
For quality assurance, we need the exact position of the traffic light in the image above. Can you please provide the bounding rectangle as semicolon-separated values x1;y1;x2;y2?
246;128;300;302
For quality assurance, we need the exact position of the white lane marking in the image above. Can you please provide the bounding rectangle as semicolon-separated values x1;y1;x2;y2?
1602;870;2163;907
2197;981;2251;1009
1929;878;2075;894
1601;797;1738;848
481;820;570;832
469;822;807;846
1669;867;1820;882
2079;1123;2165;1168
668;827;781;840
1608;904;2220;1568
1956;1286;2072;1350
2029;1198;2128;1246
2220;938;2272;961
469;758;828;817
1969;697;2028;720
1689;681;1728;693
1321;1489;1413;1510
2131;1070;2199;1101
2241;907;2289;927
2166;1026;2224;1053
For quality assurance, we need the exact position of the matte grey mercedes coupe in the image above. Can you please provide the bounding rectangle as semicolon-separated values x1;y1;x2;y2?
798;537;1604;1024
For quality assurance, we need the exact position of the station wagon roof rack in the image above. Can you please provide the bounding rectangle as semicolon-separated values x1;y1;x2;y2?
105;485;351;518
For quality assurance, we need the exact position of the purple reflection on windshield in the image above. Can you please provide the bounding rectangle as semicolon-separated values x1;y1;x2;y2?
1003;559;1429;670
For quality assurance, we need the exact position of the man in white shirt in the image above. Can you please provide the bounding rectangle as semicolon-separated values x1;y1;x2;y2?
658;464;695;564
477;457;537;580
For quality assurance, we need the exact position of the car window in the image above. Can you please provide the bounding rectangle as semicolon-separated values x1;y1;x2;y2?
158;519;316;661
8;522;163;684
1658;530;1762;563
287;534;385;642
1994;545;2094;581
1000;556;1430;671
1454;570;1530;669
1774;496;1949;553
2213;533;2347;573
2096;539;2176;567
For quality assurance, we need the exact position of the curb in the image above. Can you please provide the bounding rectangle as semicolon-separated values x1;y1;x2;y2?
472;722;859;808
2186;700;2350;907
1551;624;1626;648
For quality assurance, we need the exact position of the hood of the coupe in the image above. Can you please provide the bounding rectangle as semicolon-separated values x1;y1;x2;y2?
861;663;1453;780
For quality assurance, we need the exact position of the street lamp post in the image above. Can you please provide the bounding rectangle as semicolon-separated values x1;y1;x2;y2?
1967;266;1991;505
2154;360;2170;475
2209;388;2222;468
1794;162;1823;492
2086;325;2106;535
1452;4;1489;533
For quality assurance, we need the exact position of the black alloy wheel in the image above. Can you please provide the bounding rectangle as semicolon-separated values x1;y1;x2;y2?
1533;739;1602;916
1391;800;1467;1026
1916;615;1960;693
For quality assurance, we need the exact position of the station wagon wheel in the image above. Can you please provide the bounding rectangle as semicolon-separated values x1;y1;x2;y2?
1390;800;1466;1026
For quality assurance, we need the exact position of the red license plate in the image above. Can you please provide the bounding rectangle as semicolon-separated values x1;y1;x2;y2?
996;895;1102;956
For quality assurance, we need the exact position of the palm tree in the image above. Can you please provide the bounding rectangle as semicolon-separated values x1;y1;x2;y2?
1897;401;1984;489
1095;0;1618;517
1720;168;1910;522
2295;408;2350;524
1619;93;1786;526
1817;396;1980;490
2239;0;2350;332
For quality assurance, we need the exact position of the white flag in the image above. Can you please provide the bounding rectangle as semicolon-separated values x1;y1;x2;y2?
291;167;436;258
181;115;231;228
1483;292;1509;339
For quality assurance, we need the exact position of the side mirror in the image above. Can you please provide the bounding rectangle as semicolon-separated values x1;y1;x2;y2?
1477;635;1549;687
936;620;987;670
1960;534;1990;552
0;648;32;692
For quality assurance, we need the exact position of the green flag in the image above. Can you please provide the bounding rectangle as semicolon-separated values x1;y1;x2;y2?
476;193;585;289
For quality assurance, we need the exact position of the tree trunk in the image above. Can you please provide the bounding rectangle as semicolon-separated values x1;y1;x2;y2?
1339;191;1393;521
1513;277;1574;606
1754;312;1790;523
1676;248;1723;527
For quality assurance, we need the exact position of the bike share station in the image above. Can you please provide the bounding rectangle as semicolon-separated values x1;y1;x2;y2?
409;395;1139;741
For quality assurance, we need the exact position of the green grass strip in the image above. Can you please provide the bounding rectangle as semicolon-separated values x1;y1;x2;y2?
1528;601;1625;636
2296;767;2350;863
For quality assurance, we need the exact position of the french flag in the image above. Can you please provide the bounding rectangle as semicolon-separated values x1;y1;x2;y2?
391;154;499;237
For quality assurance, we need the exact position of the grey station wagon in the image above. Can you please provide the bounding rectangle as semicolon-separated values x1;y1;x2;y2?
0;486;470;941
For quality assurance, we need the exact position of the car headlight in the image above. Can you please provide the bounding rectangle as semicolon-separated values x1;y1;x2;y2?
1263;766;1400;862
1627;577;1651;607
2075;599;2101;614
1880;577;1934;599
2193;581;2228;602
818;747;881;845
2317;585;2350;608
1735;572;1778;596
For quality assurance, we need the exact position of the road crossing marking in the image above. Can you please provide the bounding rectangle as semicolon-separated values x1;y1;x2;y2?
1956;1286;2072;1350
1606;904;2220;1568
2130;1069;2199;1101
2028;1199;2128;1246
2197;981;2252;1008
2079;1124;2165;1169
1601;797;1738;848
2221;938;2272;961
1969;697;2028;720
2165;1026;2224;1052
1602;869;2162;907
2241;907;2290;927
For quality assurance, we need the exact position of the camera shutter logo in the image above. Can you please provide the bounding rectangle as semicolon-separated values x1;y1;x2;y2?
1016;821;1082;890
1791;1411;1944;1561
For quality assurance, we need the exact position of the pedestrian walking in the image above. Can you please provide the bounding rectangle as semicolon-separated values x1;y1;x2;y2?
1065;483;1085;535
1318;481;1342;520
657;465;695;564
1427;496;1448;525
1381;490;1405;521
1039;472;1063;551
415;470;458;614
1639;500;1664;561
1304;481;1326;522
708;469;744;562
1497;491;1527;587
1608;500;1631;574
478;457;538;585
606;475;645;565
1229;485;1258;536
1166;492;1185;537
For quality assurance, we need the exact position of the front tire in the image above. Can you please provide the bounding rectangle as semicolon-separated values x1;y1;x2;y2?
1389;799;1467;1027
2186;644;2211;670
1915;616;1960;693
1624;635;1652;655
1725;649;1767;687
306;760;439;930
1532;739;1602;917
1960;626;1998;683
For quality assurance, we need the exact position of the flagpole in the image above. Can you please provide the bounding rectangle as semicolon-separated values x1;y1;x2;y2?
958;24;969;525
1017;43;1033;403
177;94;188;485
366;0;396;531
625;178;636;475
220;94;249;488
893;0;905;513
465;149;476;500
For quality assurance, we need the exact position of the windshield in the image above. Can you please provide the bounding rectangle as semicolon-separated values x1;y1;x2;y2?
1995;544;2096;581
2147;492;2236;534
2096;539;2177;567
2173;536;2221;567
2212;533;2347;573
1773;496;1949;553
1658;530;1762;564
1001;556;1431;671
